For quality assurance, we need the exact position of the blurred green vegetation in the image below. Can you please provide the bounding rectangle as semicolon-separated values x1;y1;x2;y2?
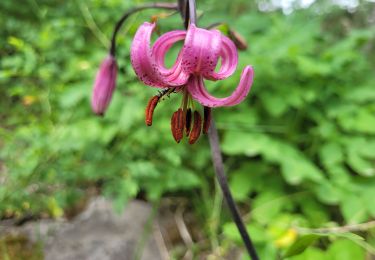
1;0;375;259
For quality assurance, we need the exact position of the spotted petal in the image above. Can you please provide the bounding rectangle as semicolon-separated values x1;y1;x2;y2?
203;35;238;81
130;22;188;88
152;30;190;84
187;66;254;107
181;24;222;76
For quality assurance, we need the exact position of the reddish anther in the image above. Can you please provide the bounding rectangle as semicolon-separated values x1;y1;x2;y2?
203;106;211;134
189;111;202;144
171;108;185;143
185;108;192;136
145;96;160;126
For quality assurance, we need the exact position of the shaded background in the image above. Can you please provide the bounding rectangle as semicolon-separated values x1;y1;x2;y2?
1;0;375;259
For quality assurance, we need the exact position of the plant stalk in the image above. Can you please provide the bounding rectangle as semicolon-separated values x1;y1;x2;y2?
180;0;259;259
208;120;259;260
110;2;178;56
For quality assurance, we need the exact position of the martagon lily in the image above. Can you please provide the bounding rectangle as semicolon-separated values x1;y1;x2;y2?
131;22;254;143
90;3;260;259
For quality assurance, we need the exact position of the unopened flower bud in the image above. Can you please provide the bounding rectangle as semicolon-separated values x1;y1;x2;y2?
91;55;118;116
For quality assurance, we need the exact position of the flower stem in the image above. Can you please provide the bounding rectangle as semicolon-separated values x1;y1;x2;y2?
110;2;178;56
180;0;260;259
208;120;259;260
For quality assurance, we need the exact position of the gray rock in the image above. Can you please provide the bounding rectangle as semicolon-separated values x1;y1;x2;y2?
44;198;162;260
0;198;162;260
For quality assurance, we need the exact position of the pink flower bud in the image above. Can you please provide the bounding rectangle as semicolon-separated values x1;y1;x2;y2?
91;55;118;116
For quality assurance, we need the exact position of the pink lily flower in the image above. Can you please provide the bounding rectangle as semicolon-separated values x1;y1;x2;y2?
131;22;254;143
91;55;118;116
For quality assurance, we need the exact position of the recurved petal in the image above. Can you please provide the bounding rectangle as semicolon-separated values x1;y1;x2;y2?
181;24;222;76
187;66;254;107
152;30;190;85
131;22;175;88
91;55;118;116
203;34;238;81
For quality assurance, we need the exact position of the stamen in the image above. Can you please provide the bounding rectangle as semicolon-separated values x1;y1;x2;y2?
185;108;192;136
145;95;159;126
189;110;202;144
171;108;185;143
203;106;211;134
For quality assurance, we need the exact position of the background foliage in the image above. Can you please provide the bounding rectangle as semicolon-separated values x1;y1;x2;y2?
1;0;375;258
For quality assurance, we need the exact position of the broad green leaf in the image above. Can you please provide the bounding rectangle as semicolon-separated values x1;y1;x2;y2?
319;142;343;168
340;195;368;223
251;191;287;224
222;132;324;184
284;234;319;257
223;222;268;243
362;187;375;217
327;239;365;260
289;247;326;260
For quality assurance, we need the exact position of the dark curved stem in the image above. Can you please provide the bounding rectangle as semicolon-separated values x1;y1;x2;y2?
208;120;260;260
188;0;197;25
180;1;260;259
110;2;178;56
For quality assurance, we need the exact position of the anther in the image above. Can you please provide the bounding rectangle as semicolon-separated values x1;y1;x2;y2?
171;108;185;143
185;108;192;136
203;106;211;134
145;96;159;126
189;111;202;144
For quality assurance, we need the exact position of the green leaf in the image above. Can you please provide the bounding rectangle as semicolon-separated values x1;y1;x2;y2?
252;191;287;224
289;247;326;260
127;161;159;178
229;170;253;201
340;195;368;223
338;109;375;135
223;222;268;243
284;234;320;257
261;93;289;117
347;152;375;177
362;187;375;217
222;132;324;184
333;233;375;255
314;182;342;205
319;142;343;168
327;239;365;260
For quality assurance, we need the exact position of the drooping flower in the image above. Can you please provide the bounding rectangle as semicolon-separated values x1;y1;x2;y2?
131;22;254;143
91;55;118;116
